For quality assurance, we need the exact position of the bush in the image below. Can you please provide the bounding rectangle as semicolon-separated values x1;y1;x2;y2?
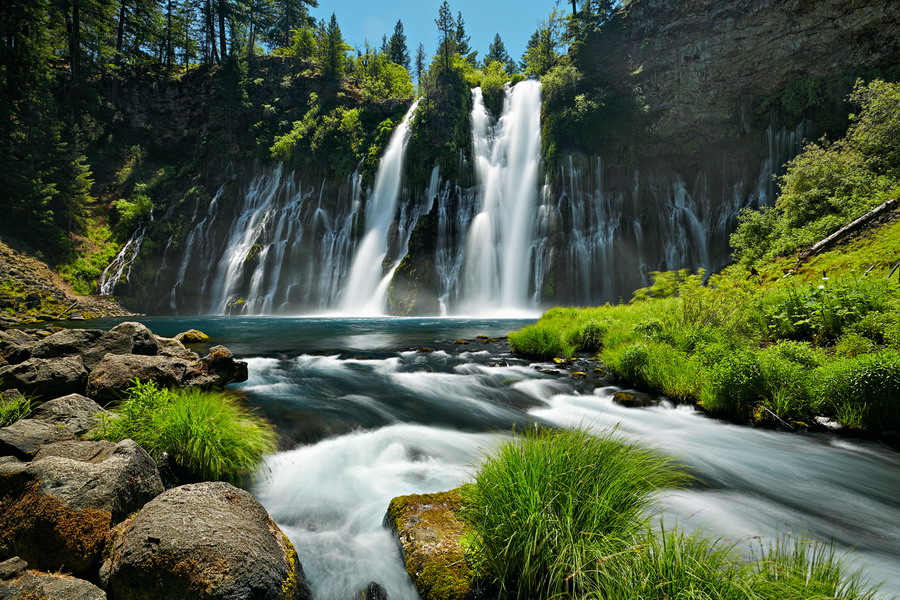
701;351;765;420
91;380;276;484
462;428;686;599
815;350;900;430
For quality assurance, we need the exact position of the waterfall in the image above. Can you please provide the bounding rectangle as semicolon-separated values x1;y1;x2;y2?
99;226;146;295
461;82;543;314
339;99;420;315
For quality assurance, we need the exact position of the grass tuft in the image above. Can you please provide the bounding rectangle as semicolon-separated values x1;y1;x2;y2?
90;379;276;484
0;394;34;427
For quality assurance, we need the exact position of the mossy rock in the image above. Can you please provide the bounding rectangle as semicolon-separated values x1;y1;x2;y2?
174;329;210;344
385;489;479;600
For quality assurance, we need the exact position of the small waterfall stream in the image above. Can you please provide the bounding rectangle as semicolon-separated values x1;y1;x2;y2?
339;100;420;315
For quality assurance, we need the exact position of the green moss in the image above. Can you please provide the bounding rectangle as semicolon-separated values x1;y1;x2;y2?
387;489;478;600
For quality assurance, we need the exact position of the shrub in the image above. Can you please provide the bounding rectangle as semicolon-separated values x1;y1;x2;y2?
701;351;765;420
815;350;900;430
91;380;276;484
462;428;687;599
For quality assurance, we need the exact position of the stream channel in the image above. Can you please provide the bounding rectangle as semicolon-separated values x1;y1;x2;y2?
74;316;900;599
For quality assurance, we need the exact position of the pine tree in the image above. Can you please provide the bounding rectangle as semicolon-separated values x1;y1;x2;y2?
414;42;426;84
386;19;409;70
435;1;455;69
319;13;347;79
454;10;476;65
484;33;515;73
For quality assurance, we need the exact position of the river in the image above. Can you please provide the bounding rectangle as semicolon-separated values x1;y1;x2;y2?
74;316;900;599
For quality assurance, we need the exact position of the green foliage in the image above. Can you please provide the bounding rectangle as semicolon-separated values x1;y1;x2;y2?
479;61;511;116
815;350;900;430
734;80;900;267
483;33;516;75
0;395;35;428
318;13;350;79
91;379;277;484
56;222;120;295
508;323;576;360
114;192;153;231
354;51;414;101
462;428;686;599
386;20;410;70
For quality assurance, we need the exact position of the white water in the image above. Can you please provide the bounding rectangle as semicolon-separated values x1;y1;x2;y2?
99;226;146;295
462;83;543;314
339;100;421;316
246;346;900;600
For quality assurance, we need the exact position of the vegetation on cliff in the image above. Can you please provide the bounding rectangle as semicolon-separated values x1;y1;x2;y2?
510;81;900;435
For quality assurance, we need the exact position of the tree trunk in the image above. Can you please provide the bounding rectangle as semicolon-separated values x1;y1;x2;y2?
217;0;227;62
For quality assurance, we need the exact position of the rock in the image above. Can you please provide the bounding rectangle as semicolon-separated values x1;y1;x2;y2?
0;333;32;366
454;340;468;345
415;347;435;353
0;440;164;576
571;371;587;378
360;581;389;600
611;391;656;408
174;329;210;344
0;394;104;460
0;557;27;580
0;569;106;600
30;393;103;436
86;354;189;404
385;489;478;600
33;440;117;463
182;345;249;389
539;369;560;375
31;323;159;370
101;481;311;600
0;419;76;460
0;356;88;400
1;389;25;404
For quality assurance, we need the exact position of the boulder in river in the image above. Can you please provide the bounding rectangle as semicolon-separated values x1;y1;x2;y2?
0;355;88;400
32;322;159;370
174;329;210;344
0;439;164;576
360;581;389;600
183;345;249;389
385;489;479;600
101;481;311;600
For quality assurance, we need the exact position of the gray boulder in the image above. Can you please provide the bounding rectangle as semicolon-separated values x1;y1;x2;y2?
0;355;88;400
360;582;389;600
30;393;103;435
101;482;311;600
86;355;188;404
0;331;32;366
0;394;103;459
0;439;164;576
0;566;106;600
183;345;249;389
32;323;159;370
0;556;27;581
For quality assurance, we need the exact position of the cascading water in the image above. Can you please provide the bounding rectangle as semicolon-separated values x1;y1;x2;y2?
99;225;146;295
461;82;543;314
339;99;420;315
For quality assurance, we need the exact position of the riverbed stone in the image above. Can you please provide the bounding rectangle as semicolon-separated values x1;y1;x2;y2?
0;568;107;600
31;323;159;370
0;355;88;400
385;489;478;600
360;581;389;600
183;345;249;389
174;329;210;344
101;481;311;600
0;419;75;460
0;439;164;576
30;393;103;435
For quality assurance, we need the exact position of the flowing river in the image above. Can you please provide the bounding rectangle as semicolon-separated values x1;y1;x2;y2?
74;316;900;599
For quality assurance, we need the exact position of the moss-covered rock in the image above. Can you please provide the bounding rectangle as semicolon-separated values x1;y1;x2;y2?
385;489;479;600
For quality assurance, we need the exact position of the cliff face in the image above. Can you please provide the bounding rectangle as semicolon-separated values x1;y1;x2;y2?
584;0;900;147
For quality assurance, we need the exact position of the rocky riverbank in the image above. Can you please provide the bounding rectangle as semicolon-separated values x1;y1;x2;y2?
0;238;132;329
0;321;311;600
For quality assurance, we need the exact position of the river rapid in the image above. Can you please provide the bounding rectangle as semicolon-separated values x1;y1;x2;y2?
75;316;900;599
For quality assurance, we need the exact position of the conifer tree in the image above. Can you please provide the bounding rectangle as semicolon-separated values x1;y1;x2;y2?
387;19;409;70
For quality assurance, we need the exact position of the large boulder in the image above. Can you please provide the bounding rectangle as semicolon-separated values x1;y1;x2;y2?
0;558;106;600
0;439;164;576
86;355;189;404
174;329;210;344
0;394;103;460
385;489;479;600
183;345;249;389
0;356;88;400
101;482;311;600
31;323;159;370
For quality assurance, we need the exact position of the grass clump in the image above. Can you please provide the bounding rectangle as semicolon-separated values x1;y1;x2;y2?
461;428;885;600
0;394;34;427
90;380;276;484
814;349;900;429
462;428;687;599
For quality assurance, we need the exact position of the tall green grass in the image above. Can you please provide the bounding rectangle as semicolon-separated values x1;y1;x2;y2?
461;428;687;599
462;428;886;600
90;380;276;484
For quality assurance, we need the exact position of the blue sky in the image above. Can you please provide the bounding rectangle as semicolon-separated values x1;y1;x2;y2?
309;0;560;66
